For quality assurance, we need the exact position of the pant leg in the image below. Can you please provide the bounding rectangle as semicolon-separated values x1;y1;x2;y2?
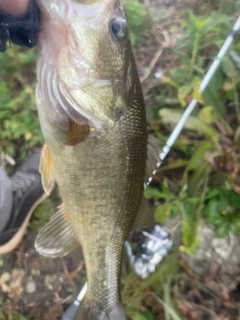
0;168;13;233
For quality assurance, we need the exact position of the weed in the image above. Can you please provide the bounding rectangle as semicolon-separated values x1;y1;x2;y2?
148;4;240;252
124;0;152;47
0;46;42;159
122;252;179;319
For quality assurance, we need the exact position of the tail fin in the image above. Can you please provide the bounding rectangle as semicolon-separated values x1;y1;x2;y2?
74;300;126;320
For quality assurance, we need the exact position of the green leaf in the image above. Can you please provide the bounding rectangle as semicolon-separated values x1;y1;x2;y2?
12;315;27;320
159;109;219;140
202;68;225;116
230;222;240;235
195;16;207;31
221;56;236;77
144;187;163;200
204;200;218;219
187;161;211;196
180;203;200;254
124;0;151;47
154;203;172;223
185;140;214;172
132;313;151;320
161;75;179;89
228;190;240;209
216;222;229;238
198;106;218;124
177;85;192;106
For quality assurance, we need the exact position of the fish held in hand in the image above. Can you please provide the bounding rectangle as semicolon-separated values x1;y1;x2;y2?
35;0;161;319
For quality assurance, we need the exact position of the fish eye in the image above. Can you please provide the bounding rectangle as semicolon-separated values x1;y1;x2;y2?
110;18;127;41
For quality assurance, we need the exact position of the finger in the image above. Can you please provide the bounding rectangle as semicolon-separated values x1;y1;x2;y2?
0;0;29;16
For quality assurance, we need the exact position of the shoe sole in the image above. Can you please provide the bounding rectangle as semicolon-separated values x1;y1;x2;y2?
0;193;47;254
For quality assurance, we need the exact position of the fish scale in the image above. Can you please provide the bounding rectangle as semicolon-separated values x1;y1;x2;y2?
34;0;161;319
57;91;147;314
37;64;147;319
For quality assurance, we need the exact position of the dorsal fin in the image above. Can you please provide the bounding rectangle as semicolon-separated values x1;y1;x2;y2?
39;143;56;196
145;135;162;184
65;121;93;146
133;197;153;230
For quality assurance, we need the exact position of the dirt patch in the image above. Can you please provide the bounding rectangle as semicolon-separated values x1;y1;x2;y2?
0;232;85;319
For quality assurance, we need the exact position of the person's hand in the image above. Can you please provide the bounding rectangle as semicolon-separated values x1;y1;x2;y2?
0;0;29;16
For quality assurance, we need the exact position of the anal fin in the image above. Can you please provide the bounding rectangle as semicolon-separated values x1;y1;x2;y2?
40;143;56;195
35;204;78;257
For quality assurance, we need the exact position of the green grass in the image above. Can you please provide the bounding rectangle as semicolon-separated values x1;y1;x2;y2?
122;251;180;320
143;1;240;252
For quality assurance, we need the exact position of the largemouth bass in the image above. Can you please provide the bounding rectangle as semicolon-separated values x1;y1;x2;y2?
35;0;161;319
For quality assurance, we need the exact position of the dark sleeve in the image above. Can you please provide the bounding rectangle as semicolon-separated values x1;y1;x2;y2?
0;0;41;52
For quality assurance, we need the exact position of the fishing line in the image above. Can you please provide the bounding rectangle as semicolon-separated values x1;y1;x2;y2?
147;15;240;186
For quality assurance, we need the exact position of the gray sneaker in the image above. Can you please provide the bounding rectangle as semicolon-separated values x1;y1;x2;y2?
0;151;47;253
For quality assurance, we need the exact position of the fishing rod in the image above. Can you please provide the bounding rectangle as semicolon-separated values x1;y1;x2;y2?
62;282;88;320
62;15;240;320
147;15;240;185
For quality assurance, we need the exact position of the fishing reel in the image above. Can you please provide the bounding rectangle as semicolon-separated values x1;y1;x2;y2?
62;225;172;320
125;225;173;279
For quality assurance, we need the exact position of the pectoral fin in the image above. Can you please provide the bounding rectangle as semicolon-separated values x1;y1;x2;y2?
65;121;93;146
133;197;153;230
145;135;162;184
40;144;56;195
35;204;78;257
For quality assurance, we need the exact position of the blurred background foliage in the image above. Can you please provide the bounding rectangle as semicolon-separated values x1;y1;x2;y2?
1;0;240;319
0;47;42;159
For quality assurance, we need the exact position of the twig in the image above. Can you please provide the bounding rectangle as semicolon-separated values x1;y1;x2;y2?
60;257;74;286
164;219;182;242
190;302;219;320
140;46;163;83
140;30;171;83
69;261;84;279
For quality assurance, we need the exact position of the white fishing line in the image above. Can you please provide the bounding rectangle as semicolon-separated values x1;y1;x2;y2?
146;15;240;186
